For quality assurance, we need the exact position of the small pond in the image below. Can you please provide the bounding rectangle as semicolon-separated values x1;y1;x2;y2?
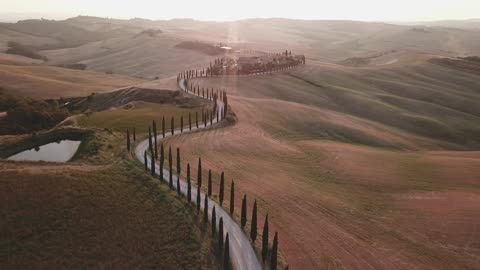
8;140;81;162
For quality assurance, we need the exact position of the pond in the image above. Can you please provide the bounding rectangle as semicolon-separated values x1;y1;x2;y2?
8;140;81;162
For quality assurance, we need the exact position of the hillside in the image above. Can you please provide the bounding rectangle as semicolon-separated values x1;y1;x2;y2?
164;55;480;269
0;60;146;98
0;16;474;78
40;33;213;78
0;130;217;269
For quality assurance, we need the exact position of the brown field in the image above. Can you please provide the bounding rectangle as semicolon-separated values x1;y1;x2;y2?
162;54;480;269
0;60;146;99
2;16;480;270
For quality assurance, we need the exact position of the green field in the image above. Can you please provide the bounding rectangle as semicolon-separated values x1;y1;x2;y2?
77;102;206;134
0;129;217;269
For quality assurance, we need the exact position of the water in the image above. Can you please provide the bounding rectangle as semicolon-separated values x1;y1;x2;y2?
8;140;81;162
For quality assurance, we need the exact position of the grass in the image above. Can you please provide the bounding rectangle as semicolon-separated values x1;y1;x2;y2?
0;160;216;269
0;60;145;99
165;61;480;269
189;60;480;150
77;102;206;133
0;127;218;269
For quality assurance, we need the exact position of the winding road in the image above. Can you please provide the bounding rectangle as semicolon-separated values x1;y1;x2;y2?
135;79;262;270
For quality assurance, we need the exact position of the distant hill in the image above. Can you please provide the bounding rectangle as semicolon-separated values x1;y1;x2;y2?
2;16;480;77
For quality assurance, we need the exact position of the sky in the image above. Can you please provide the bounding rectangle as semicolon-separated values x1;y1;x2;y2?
1;0;479;22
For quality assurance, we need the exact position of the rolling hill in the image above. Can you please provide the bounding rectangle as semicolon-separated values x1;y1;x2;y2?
0;59;146;98
163;53;480;269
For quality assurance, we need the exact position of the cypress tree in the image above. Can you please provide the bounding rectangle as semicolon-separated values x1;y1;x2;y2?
162;116;165;138
171;117;174;135
180;115;184;133
285;266;289;270
270;232;278;270
196;184;201;211
133;127;136;141
251;200;258;242
230;180;235;215
144;150;147;171
189;112;192;130
208;169;212;197
160;143;164;181
262;214;269;263
203;193;209;224
176;148;181;195
196;111;199;128
187;163;192;202
224;233;230;270
197;158;202;187
176;148;181;177
148;127;152;152
219;172;225;206
150;150;155;176
241;194;247;228
211;206;216;236
169;146;173;189
218;217;224;253
153;120;158;158
126;129;130;151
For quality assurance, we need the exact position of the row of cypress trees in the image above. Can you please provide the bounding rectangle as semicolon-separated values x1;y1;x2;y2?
129;70;285;269
137;133;282;270
176;52;306;80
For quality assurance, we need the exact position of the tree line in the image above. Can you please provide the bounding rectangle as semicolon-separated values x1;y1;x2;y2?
125;62;287;269
176;51;306;79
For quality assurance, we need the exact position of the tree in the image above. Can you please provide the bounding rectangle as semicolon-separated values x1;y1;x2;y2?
241;194;247;228
162;116;165;138
262;214;269;263
218;217;224;253
219;172;225;206
211;206;216;236
160;143;164;181
148;127;152;152
203;193;209;224
180;115;184;133
196;184;201;211
197;158;202;187
126;129;130;151
153;120;158;158
189;112;192;130
196;111;199;128
150;150;155;176
144;150;147;171
133;127;136;141
251;200;258;242
270;232;278;270
176;148;181;177
230;180;235;215
171;117;174;135
187;163;192;202
169;146;173;189
224;233;230;270
208;169;212;197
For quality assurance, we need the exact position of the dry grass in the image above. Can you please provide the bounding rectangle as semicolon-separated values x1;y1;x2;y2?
162;59;480;269
0;61;146;99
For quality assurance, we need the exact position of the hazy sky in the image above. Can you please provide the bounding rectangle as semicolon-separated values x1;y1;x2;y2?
1;0;479;22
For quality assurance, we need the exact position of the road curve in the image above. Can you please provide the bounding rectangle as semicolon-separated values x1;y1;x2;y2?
135;79;262;270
